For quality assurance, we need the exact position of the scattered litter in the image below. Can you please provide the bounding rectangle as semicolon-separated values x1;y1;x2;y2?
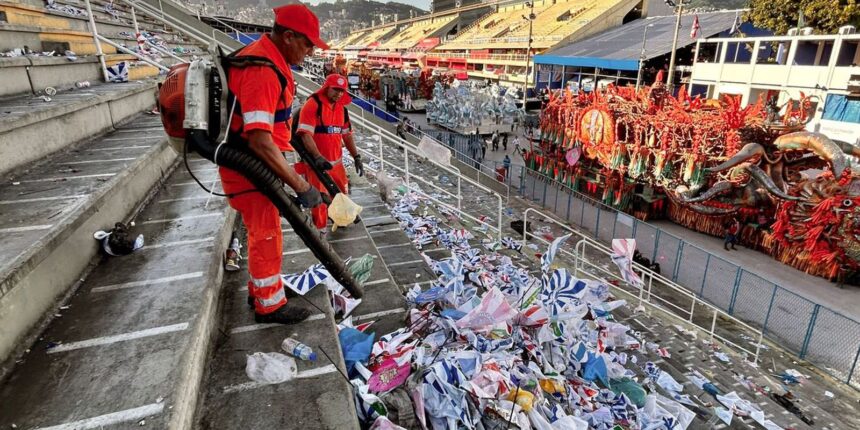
245;352;297;384
714;352;730;363
825;390;835;398
93;222;144;256
281;337;317;361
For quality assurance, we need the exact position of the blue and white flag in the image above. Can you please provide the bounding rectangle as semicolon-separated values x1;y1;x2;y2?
107;61;128;83
541;234;572;273
282;263;329;295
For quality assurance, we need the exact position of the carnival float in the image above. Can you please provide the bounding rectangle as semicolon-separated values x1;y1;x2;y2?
426;81;523;134
526;81;860;280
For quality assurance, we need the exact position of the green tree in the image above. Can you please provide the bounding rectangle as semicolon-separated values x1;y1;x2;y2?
746;0;860;35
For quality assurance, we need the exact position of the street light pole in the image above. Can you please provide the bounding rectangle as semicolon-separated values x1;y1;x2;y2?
522;1;535;112
666;0;689;93
635;24;654;91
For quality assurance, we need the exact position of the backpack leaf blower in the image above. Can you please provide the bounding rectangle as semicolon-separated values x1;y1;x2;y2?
157;52;363;299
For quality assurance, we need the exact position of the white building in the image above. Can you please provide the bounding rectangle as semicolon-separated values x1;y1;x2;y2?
690;27;860;144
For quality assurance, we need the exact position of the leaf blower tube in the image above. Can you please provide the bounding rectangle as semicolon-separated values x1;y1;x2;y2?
165;59;363;299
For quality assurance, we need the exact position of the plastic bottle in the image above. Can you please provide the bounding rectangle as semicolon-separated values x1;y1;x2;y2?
281;338;317;361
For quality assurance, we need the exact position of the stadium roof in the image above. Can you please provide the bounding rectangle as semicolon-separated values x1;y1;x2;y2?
534;11;744;71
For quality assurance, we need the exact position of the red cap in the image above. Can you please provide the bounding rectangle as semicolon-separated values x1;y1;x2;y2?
320;74;351;104
273;4;329;50
323;74;348;91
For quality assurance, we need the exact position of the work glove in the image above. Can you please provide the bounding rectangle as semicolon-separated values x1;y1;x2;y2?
313;156;333;171
296;185;323;209
353;155;364;177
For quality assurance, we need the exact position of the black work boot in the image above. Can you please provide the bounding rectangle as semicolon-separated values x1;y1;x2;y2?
254;303;311;325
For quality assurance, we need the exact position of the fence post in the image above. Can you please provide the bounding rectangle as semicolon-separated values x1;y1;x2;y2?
728;267;743;314
579;198;586;227
651;229;660;263
611;214;617;240
595;207;602;236
632;218;638;238
799;304;821;359
672;241;685;282
699;253;711;298
762;285;778;336
848;344;860;384
541;180;548;206
566;191;572;220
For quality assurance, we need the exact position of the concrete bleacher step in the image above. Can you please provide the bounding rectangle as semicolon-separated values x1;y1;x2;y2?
0;80;158;175
0;112;177;371
198;176;415;429
0;153;235;429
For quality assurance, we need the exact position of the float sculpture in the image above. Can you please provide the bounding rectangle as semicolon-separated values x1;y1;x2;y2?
531;82;859;279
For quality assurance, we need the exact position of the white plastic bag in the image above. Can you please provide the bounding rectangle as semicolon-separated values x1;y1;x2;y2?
245;352;297;384
376;173;404;203
329;193;363;231
417;135;452;166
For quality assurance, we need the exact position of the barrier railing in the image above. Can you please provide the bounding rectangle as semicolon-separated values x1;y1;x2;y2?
521;168;860;389
347;113;505;241
521;207;765;362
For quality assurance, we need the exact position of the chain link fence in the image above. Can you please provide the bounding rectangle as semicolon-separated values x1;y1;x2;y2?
519;169;860;388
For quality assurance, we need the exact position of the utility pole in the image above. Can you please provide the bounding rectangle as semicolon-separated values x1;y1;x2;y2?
635;23;654;91
522;1;535;112
665;0;690;93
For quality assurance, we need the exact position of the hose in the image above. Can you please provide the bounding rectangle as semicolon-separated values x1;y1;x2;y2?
186;129;364;298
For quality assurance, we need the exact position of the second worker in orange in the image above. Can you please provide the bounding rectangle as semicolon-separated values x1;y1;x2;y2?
294;74;364;232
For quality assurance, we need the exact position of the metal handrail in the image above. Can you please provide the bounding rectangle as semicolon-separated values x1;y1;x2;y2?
521;207;765;362
122;0;241;54
349;113;505;240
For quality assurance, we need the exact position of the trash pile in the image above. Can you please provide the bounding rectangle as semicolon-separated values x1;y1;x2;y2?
337;189;792;429
46;0;88;18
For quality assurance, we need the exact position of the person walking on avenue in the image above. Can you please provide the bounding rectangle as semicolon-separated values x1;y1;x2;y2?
295;73;364;232
502;133;508;151
218;4;327;325
724;216;740;250
396;119;407;140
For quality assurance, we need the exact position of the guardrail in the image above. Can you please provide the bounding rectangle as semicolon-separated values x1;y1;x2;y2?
522;207;765;362
520;167;860;389
347;112;505;241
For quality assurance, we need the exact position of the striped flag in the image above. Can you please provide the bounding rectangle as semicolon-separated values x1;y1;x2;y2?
282;263;329;295
690;14;700;39
107;61;128;83
610;239;644;288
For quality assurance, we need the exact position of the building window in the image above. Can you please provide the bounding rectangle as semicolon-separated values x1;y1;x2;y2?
696;42;721;63
837;41;860;66
725;41;754;63
823;94;860;123
756;40;791;65
795;40;834;66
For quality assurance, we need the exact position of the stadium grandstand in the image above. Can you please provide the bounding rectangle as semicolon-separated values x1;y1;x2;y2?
328;0;645;90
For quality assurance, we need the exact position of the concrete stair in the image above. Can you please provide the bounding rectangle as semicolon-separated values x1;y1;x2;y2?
0;112;178;371
198;176;416;429
0;80;160;175
0;0;208;98
0;150;235;429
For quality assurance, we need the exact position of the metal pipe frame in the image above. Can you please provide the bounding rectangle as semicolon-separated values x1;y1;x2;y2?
522;207;765;362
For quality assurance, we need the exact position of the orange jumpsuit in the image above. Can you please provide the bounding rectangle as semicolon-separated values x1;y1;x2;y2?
295;92;352;229
218;35;293;315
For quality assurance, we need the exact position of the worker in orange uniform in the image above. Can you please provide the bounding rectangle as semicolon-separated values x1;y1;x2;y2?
219;4;330;325
295;74;364;231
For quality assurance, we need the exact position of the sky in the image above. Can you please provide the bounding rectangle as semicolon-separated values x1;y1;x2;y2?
302;0;431;11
